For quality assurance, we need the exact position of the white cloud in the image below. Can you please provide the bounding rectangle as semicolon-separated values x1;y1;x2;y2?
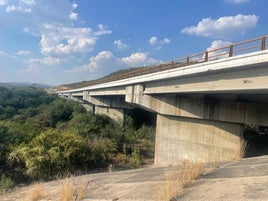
40;23;111;56
69;2;78;21
225;0;250;3
6;5;31;12
0;51;16;58
121;52;160;67
69;51;162;74
114;39;128;50
23;28;30;33
41;57;61;65
0;0;7;6
149;36;158;45
72;2;78;9
20;0;35;6
207;40;232;51
149;36;170;46
69;12;78;20
23;56;62;74
17;50;31;55
29;57;61;66
24;65;38;73
206;40;232;59
71;51;120;73
181;14;259;39
0;51;8;57
3;0;35;12
95;24;112;36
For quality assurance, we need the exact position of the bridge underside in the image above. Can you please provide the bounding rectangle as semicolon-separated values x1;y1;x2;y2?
64;87;268;166
125;84;268;165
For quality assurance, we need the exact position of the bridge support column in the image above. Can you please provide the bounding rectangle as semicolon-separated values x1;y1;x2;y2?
83;91;133;122
154;114;244;166
94;106;124;122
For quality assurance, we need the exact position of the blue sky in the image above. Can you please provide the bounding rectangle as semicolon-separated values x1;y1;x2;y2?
0;0;267;85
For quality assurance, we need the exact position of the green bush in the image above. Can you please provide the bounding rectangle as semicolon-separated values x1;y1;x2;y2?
9;129;93;180
0;174;14;194
128;150;142;168
0;86;156;184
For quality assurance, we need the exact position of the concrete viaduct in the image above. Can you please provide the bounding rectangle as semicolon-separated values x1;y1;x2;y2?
58;36;268;166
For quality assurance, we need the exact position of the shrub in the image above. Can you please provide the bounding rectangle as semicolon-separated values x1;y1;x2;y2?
0;174;14;194
9;129;93;180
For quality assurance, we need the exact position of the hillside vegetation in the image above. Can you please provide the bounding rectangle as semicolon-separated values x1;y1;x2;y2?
0;86;155;193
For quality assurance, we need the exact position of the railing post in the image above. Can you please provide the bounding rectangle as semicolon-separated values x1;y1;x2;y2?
204;51;208;62
186;57;190;65
261;36;266;50
229;45;233;57
171;61;174;68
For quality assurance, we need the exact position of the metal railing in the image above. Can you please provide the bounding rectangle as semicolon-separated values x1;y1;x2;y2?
79;36;268;87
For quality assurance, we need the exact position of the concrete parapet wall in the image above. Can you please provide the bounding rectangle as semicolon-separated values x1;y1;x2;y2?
155;114;244;166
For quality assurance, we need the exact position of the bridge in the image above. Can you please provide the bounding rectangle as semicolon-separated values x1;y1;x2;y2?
58;36;268;166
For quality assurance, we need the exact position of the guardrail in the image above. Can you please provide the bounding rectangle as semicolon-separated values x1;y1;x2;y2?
75;36;268;87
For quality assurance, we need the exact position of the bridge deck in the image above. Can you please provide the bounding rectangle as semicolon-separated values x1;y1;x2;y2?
58;36;268;94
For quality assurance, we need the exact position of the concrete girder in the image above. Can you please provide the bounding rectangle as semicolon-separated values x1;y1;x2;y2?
144;64;268;94
88;86;126;96
83;91;133;109
126;85;268;126
82;91;133;122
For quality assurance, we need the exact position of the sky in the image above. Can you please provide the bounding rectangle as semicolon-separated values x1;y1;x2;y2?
0;0;267;85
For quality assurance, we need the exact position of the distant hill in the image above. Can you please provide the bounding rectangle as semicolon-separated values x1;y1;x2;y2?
0;82;51;88
55;66;145;91
55;62;175;91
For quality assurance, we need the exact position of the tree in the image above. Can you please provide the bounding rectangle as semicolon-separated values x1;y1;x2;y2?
68;112;111;138
9;129;93;180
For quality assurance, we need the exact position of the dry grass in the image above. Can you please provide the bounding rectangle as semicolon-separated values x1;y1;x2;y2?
25;183;44;201
59;179;74;201
74;180;89;200
158;161;204;201
179;160;204;187
22;178;89;201
59;178;89;201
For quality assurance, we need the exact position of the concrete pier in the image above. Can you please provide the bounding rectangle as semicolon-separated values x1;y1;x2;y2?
94;106;124;122
154;114;244;166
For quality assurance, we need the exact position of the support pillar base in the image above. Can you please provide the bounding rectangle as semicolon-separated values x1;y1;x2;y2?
154;114;244;166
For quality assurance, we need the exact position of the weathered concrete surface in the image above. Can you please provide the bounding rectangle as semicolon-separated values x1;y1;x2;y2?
144;64;268;94
155;114;243;166
2;155;268;201
177;155;268;201
126;85;268;126
0;166;183;201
